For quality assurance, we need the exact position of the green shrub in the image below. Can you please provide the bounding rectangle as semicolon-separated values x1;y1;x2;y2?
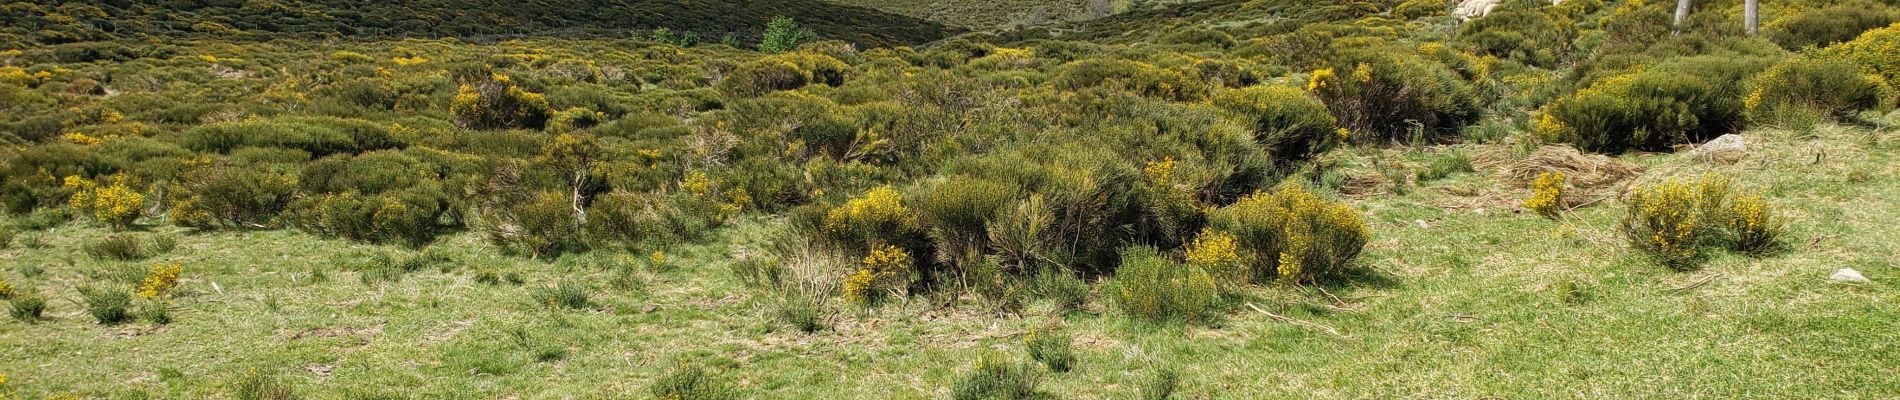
1766;2;1899;51
530;281;591;310
758;16;806;53
178;116;399;157
1023;329;1076;373
482;191;585;259
546;107;605;134
1113;247;1218;324
1820;23;1900;90
136;298;172;324
1028;268;1089;314
1538;56;1774;153
1415;150;1474;182
773;291;829;333
1457;1;1574;67
170;165;298;229
79;286;132;325
84;234;156;261
718;52;849;97
649;363;741;400
1622;174;1783;270
585;190;700;248
284;187;455;246
1209;85;1340;162
1746;57;1892;125
952;352;1043;400
1395;0;1451;20
1307;50;1480;143
450;73;553;130
9;293;45;322
1053;59;1208;101
915;176;1018;268
1201;186;1368;283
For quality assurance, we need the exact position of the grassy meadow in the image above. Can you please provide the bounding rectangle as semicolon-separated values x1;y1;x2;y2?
5;123;1898;399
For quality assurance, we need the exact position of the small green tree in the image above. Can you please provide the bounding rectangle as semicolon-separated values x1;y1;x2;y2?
758;16;805;53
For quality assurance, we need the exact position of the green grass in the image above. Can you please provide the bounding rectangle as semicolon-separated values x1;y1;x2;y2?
2;125;1897;398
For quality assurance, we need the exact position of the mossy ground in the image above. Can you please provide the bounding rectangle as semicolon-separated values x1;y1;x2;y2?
4;123;1896;398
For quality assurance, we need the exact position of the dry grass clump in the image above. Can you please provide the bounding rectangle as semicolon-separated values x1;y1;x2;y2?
1478;145;1645;191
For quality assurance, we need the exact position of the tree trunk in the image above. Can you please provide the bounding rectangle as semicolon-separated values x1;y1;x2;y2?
1745;0;1760;36
1675;0;1692;27
570;171;587;225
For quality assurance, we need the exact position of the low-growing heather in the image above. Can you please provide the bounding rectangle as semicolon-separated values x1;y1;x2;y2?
1113;247;1218;324
531;281;591;310
1023;328;1076;373
9;293;45;322
78;285;132;325
648;362;741;400
951;352;1043;400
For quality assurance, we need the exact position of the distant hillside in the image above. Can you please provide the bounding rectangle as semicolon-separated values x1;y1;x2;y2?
0;0;957;48
825;0;1201;30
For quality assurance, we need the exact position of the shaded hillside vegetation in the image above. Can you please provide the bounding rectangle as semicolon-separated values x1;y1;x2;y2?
0;0;955;48
827;0;1202;30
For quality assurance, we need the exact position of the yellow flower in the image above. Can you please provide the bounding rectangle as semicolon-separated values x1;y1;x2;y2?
138;263;183;298
1523;172;1566;219
1142;156;1177;185
1306;68;1337;91
61;132;101;145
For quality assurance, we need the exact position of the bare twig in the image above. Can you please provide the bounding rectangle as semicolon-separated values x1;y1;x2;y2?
1312;286;1365;312
1247;303;1349;339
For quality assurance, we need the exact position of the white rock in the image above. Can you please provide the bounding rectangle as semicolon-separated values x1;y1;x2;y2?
1688;134;1747;164
1829;268;1872;284
1455;0;1501;20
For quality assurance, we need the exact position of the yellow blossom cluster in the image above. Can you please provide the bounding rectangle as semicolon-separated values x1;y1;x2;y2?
138;263;183;298
1523;171;1566;219
844;244;913;304
823;185;915;234
63;174;144;230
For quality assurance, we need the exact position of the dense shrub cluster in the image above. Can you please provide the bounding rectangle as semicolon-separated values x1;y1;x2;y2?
1765;2;1900;51
1745;57;1892;125
1538;56;1775;153
1818;22;1900;101
1307;49;1480;143
451;73;554;130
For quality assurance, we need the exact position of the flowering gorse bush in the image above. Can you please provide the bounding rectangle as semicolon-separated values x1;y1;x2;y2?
822;185;919;249
138;262;183;298
1622;174;1782;270
1204;186;1368;284
64;174;143;230
1523;171;1566;219
842;244;913;305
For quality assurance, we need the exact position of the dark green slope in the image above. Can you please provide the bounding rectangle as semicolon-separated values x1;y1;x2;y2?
0;0;958;48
